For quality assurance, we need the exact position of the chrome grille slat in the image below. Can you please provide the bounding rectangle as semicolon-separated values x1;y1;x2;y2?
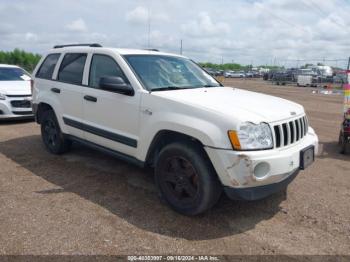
301;117;305;137
278;125;284;148
304;116;309;135
292;121;297;143
286;122;291;145
273;115;308;148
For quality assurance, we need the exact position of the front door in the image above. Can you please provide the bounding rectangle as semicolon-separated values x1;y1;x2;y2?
82;54;140;157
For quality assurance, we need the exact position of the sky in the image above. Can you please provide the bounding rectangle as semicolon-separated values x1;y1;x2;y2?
0;0;349;67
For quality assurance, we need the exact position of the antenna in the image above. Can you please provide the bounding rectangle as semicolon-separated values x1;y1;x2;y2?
180;39;183;55
147;5;151;48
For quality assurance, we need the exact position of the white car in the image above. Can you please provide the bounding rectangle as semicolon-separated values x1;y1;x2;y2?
32;44;319;215
231;71;246;78
224;70;245;78
0;64;33;119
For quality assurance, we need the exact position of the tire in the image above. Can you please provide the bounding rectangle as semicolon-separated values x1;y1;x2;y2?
41;110;71;154
155;142;222;216
340;133;350;155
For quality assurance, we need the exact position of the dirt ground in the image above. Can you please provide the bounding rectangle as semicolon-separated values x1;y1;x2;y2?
0;79;349;256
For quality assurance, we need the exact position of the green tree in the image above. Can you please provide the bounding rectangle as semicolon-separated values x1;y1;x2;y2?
0;49;41;72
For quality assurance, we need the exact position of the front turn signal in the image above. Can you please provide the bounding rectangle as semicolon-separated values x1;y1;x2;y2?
228;130;241;150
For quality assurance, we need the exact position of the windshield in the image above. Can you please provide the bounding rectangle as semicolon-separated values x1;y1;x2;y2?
0;67;31;81
124;55;221;91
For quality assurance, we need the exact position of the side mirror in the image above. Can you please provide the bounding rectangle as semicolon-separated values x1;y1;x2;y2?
99;76;134;96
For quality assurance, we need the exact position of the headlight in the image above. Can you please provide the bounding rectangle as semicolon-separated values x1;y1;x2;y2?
228;122;273;150
0;93;6;100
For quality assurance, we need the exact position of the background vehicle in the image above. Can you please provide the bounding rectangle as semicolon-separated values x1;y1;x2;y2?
245;71;253;78
339;71;350;154
32;44;318;215
0;64;33;119
297;75;313;87
272;70;294;85
223;70;234;78
230;71;245;78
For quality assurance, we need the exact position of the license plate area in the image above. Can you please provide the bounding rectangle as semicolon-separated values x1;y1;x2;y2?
300;146;315;170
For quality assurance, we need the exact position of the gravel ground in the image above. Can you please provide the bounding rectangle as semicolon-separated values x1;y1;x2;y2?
0;79;349;256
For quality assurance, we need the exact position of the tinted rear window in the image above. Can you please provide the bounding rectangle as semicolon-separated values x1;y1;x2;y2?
0;67;31;81
58;53;87;85
36;53;60;79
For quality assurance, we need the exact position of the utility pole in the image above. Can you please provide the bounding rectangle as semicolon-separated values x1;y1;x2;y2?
221;56;224;65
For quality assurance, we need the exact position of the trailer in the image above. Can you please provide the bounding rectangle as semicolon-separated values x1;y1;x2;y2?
297;75;313;87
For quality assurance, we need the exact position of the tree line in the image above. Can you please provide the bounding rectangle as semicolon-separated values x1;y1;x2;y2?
0;49;41;73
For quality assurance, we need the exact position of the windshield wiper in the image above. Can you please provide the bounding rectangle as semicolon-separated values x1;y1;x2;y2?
150;86;191;92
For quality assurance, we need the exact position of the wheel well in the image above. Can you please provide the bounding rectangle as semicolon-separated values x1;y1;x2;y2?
145;130;206;168
36;103;54;124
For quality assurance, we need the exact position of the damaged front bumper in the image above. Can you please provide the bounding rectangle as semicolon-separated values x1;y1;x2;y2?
223;168;299;200
205;127;318;200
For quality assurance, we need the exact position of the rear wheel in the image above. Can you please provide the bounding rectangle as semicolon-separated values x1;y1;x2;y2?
41;110;71;154
155;142;222;216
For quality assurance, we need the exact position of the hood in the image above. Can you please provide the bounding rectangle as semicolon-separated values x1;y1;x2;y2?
153;86;304;123
0;81;31;95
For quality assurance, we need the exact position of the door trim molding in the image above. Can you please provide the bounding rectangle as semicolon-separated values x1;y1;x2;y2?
63;117;137;148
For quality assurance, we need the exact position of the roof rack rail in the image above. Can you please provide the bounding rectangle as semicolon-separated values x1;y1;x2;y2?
144;48;159;52
53;43;102;49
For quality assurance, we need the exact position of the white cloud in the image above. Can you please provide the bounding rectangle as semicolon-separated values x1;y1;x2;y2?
181;12;230;37
66;18;88;33
126;6;149;24
25;32;38;42
126;6;169;24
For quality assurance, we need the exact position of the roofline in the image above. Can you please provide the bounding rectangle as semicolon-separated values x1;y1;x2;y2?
53;43;102;49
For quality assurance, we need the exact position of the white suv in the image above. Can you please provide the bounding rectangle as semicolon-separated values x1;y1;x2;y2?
32;44;319;215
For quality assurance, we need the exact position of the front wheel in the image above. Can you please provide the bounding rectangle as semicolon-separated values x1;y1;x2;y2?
41;110;71;154
339;132;350;155
155;142;222;216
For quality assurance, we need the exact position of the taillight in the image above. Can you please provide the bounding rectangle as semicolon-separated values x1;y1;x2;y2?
30;79;34;94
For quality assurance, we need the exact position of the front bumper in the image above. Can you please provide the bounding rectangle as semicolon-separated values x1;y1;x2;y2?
224;168;299;200
205;127;318;199
0;98;34;119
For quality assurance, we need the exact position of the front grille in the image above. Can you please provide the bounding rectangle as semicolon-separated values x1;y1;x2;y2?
11;100;31;108
273;116;308;148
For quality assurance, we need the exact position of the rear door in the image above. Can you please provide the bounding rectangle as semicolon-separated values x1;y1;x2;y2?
54;53;87;138
82;53;140;157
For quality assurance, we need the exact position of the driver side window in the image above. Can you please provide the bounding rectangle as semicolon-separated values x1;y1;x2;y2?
89;54;127;88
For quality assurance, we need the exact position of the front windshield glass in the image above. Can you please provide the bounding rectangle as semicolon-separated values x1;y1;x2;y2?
124;55;221;91
0;67;31;81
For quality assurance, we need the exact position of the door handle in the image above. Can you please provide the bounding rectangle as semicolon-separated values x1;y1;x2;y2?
84;95;97;102
51;88;61;93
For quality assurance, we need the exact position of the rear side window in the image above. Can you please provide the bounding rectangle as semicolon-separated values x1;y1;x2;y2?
89;54;128;88
36;54;60;79
58;53;87;85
